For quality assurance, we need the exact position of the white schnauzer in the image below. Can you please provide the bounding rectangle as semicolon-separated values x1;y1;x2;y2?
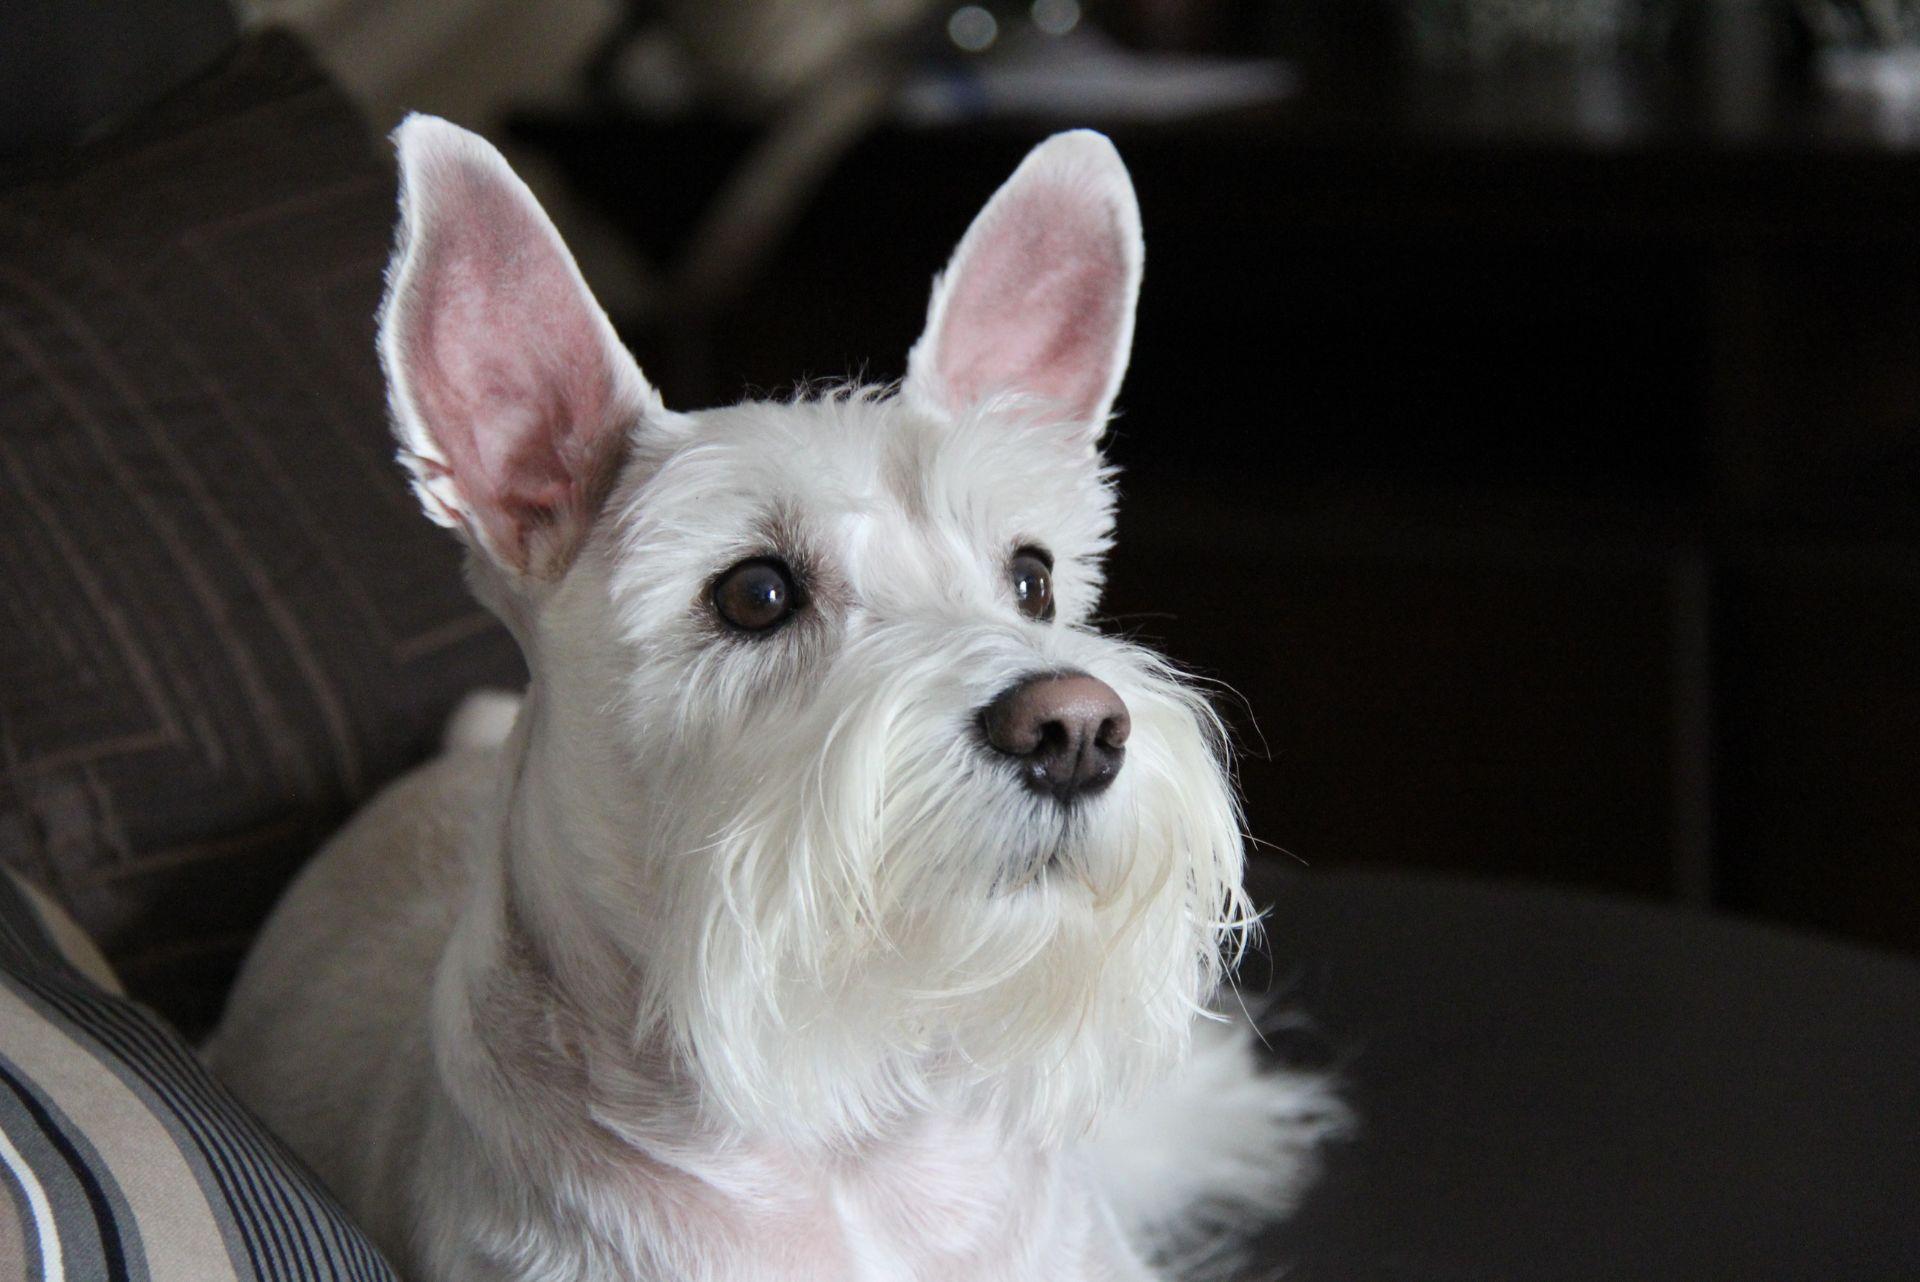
211;116;1341;1281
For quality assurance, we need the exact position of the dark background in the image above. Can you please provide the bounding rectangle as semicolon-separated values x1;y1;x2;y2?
503;0;1920;957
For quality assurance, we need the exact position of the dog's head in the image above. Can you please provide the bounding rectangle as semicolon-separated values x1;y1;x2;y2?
379;118;1250;1144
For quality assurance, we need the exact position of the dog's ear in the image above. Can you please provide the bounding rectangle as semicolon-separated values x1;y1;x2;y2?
378;114;659;579
904;130;1143;434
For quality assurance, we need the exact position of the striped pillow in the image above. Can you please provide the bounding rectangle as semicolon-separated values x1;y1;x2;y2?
0;871;397;1281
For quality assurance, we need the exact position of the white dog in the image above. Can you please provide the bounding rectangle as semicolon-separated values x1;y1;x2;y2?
210;116;1342;1281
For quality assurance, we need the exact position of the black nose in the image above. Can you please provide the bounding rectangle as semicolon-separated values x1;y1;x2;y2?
981;672;1130;802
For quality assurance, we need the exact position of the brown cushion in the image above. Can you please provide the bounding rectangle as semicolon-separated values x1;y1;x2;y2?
0;31;523;1038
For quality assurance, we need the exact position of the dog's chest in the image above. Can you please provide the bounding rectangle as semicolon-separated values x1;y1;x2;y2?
597;1119;1084;1282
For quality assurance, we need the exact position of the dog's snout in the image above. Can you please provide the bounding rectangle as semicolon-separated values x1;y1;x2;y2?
981;672;1130;802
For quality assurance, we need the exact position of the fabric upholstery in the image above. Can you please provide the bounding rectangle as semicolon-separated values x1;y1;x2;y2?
0;0;237;156
1247;866;1920;1281
0;868;399;1280
0;31;525;1037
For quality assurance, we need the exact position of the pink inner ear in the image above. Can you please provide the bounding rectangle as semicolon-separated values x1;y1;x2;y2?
400;154;620;561
932;182;1129;423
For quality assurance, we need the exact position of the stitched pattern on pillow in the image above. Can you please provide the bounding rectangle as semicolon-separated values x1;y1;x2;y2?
0;31;525;1039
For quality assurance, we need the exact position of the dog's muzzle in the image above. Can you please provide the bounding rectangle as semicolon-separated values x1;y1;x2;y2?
980;672;1129;803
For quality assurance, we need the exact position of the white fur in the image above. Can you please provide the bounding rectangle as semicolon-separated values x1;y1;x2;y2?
441;689;524;754
210;118;1341;1282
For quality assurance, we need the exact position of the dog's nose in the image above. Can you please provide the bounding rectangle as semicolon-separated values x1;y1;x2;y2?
981;672;1130;802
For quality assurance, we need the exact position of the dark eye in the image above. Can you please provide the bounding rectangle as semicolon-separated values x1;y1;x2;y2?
712;557;800;633
1010;547;1055;622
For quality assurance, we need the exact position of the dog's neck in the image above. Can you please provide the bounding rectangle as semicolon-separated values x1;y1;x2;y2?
431;668;928;1142
422;691;1087;1278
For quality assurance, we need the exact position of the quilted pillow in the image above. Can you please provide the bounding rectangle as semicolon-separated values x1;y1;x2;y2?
0;868;396;1281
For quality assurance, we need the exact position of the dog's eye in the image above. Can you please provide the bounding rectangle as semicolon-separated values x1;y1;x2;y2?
713;558;799;633
1010;547;1055;622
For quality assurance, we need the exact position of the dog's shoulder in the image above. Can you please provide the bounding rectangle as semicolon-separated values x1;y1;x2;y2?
209;746;505;1215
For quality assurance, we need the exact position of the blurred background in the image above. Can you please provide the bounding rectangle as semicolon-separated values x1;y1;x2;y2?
299;0;1920;956
5;0;1918;1025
